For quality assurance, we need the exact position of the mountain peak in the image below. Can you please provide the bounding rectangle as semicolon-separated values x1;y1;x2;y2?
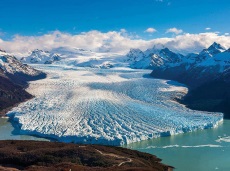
160;47;170;52
129;48;142;53
208;42;226;52
126;48;145;63
21;49;61;64
32;49;46;53
127;48;144;57
198;42;226;60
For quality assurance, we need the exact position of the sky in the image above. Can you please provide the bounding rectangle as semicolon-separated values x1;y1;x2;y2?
0;0;230;54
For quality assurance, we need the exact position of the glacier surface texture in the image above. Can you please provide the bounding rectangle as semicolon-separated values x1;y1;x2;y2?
7;65;223;145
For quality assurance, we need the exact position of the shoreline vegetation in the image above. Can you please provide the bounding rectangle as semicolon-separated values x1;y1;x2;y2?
0;140;174;171
177;80;230;119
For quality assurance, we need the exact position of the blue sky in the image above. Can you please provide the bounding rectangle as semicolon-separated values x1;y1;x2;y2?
0;0;230;39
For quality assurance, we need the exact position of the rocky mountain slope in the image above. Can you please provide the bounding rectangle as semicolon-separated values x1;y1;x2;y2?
0;49;46;85
0;49;46;115
125;42;230;118
0;72;32;115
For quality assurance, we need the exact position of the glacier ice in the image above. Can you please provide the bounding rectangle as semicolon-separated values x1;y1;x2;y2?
7;65;223;145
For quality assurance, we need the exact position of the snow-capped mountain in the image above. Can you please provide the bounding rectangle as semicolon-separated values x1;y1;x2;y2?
125;42;229;86
0;50;46;85
126;47;184;69
195;42;226;62
0;49;47;114
21;49;61;64
126;48;146;63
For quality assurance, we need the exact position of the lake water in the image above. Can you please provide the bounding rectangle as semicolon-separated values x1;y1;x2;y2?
0;117;49;141
123;120;230;171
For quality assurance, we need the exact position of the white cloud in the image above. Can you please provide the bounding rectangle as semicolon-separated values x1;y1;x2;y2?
205;27;211;30
166;27;183;34
120;29;127;33
145;28;157;33
0;31;230;56
225;33;229;36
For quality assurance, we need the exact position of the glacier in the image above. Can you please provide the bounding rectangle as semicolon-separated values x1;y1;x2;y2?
7;64;223;146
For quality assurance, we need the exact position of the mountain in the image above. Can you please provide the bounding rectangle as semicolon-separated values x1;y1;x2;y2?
126;42;229;85
149;42;229;118
125;42;230;118
0;50;46;115
1;50;46;85
21;49;61;64
178;77;230;119
125;47;184;69
196;42;226;62
0;72;32;115
126;48;146;63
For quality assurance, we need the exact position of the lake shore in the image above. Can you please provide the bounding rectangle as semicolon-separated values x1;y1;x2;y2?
0;140;174;171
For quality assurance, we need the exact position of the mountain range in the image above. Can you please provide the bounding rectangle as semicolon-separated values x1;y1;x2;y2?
20;49;61;64
126;42;230;118
126;42;229;85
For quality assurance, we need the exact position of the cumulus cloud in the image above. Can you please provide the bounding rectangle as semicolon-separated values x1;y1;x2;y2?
0;30;149;55
205;27;211;30
152;32;230;54
145;28;157;33
0;30;230;56
166;27;183;34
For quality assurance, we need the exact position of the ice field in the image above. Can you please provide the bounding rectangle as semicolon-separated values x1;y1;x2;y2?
7;65;223;145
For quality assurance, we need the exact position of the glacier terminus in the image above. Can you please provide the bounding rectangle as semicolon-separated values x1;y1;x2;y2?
7;64;223;146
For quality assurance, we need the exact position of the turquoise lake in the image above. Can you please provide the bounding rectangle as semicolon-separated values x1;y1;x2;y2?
123;120;230;171
0;117;49;141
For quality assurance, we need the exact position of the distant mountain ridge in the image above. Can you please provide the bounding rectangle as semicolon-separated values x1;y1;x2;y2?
21;49;61;64
126;42;229;86
125;42;230;118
